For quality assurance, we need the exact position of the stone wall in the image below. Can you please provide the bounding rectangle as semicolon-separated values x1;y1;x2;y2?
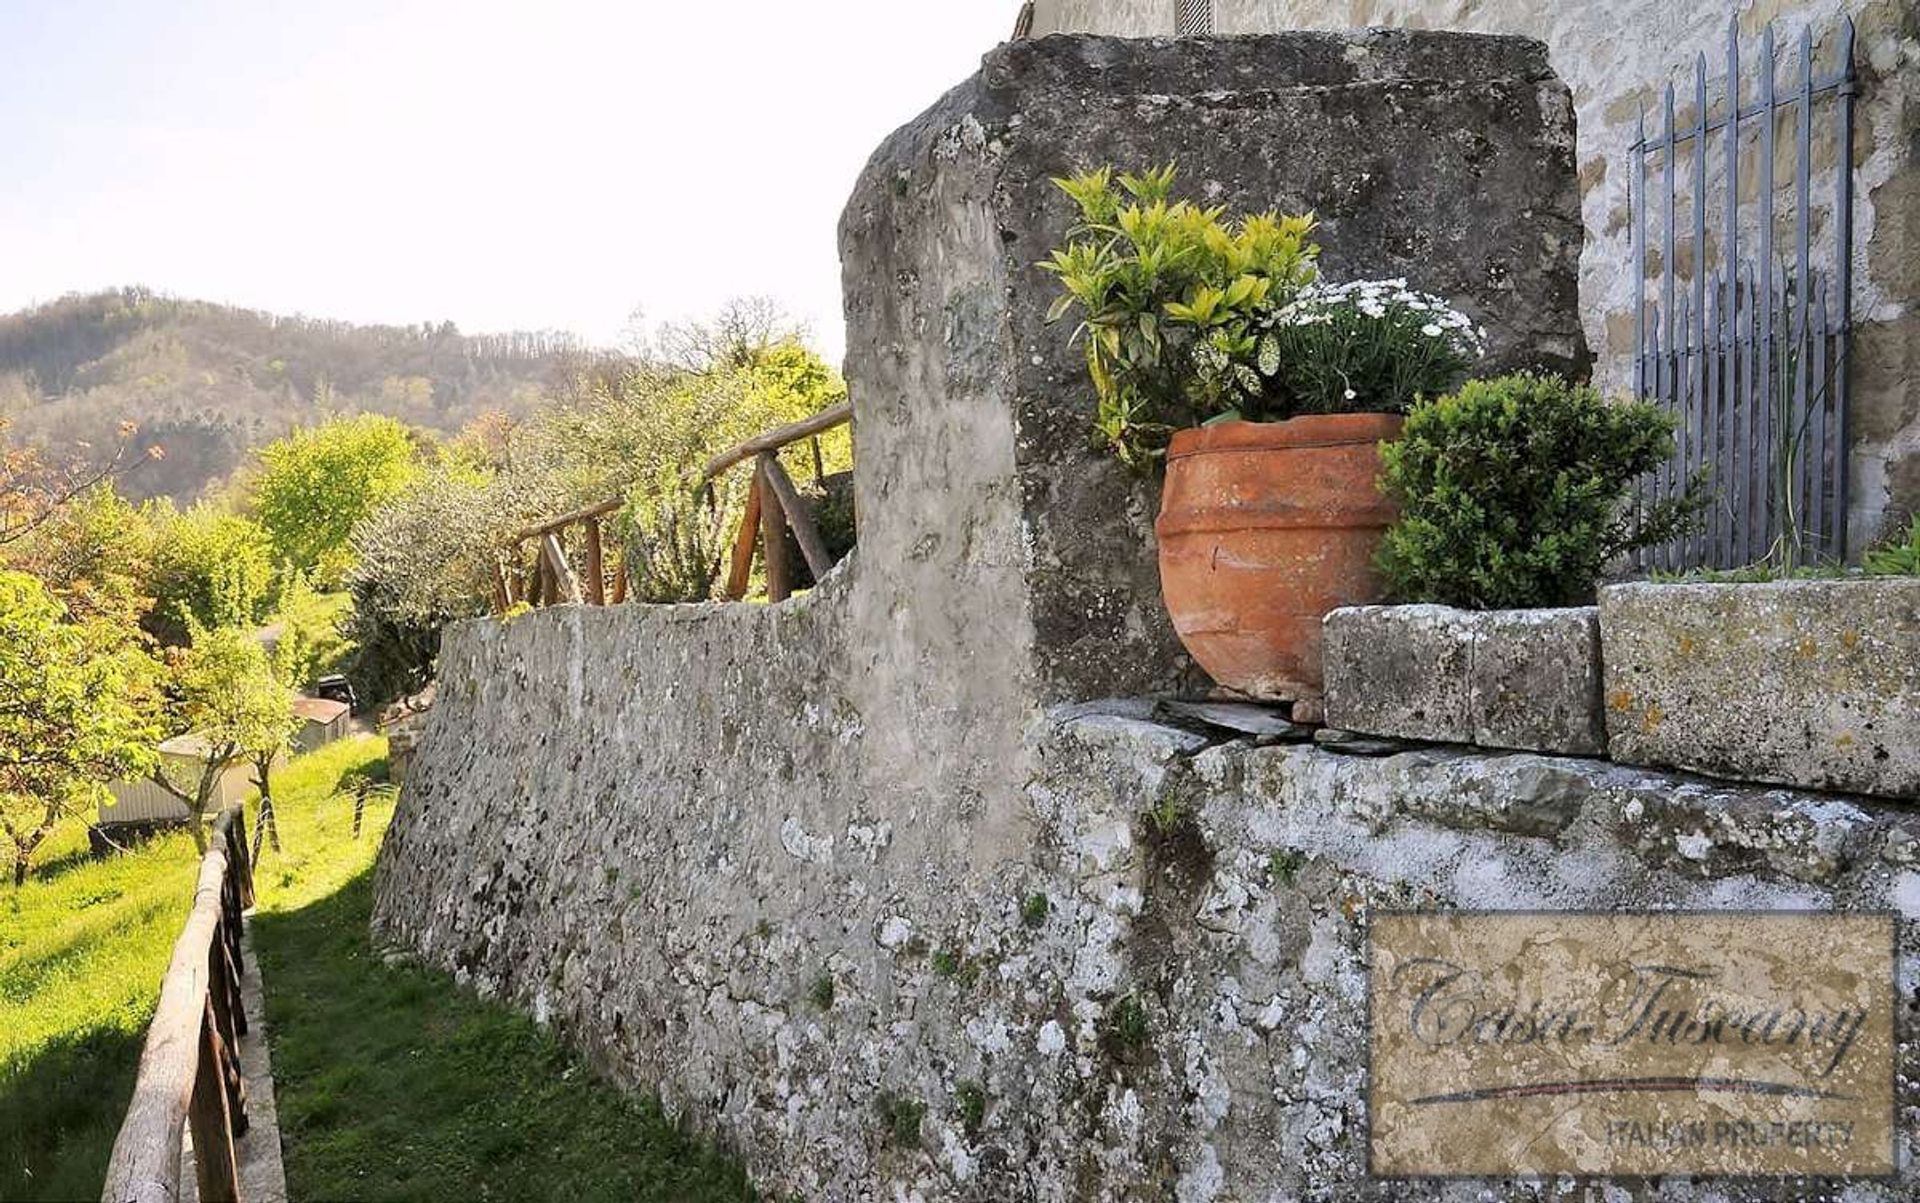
377;654;1920;1199
371;31;1914;1201
1028;0;1920;549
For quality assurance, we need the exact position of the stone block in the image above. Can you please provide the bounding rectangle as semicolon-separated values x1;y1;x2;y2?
1323;605;1476;744
1600;579;1920;800
1323;604;1604;754
1472;607;1606;753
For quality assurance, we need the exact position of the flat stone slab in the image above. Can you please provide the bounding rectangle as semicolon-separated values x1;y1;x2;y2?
1323;604;1605;754
1600;579;1920;800
1155;700;1305;740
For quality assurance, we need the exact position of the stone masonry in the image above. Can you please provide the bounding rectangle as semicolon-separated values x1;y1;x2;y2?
1323;604;1606;754
840;30;1587;704
374;33;1917;1202
376;645;1920;1198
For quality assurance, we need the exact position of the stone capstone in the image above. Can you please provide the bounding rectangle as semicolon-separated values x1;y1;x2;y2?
1600;579;1920;800
1323;604;1605;754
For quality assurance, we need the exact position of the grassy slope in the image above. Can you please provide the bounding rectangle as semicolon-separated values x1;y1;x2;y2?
251;737;757;1203
2;735;755;1202
1;822;199;1200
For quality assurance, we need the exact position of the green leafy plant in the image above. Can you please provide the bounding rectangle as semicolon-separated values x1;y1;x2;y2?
1378;374;1700;609
807;970;835;1012
953;1081;987;1141
1041;165;1319;467
1267;849;1307;887
1252;279;1483;414
1098;994;1151;1060
1019;892;1049;928
874;1092;925;1149
1865;514;1920;576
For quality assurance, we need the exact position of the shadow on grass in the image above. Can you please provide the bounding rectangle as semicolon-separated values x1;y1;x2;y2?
253;864;757;1203
0;1025;143;1201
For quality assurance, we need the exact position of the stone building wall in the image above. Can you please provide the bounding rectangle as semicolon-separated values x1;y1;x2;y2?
1028;0;1920;550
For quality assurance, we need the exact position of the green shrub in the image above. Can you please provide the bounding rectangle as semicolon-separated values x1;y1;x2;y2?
1041;165;1319;468
1378;374;1698;609
1865;515;1920;576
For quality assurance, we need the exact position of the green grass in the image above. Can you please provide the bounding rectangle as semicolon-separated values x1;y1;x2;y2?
252;741;755;1203
3;734;756;1202
2;803;201;1199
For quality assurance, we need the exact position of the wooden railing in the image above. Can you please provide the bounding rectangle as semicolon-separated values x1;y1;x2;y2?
102;805;257;1203
498;497;627;610
494;400;852;612
701;401;851;603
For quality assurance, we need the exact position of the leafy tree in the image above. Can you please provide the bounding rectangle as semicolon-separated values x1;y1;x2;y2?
251;415;420;582
151;626;297;851
144;502;277;643
345;464;513;704
0;483;154;634
0;572;158;886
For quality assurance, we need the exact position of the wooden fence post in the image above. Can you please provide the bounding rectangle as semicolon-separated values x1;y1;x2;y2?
724;472;764;602
542;533;583;605
759;455;833;581
584;518;606;606
187;999;242;1203
757;455;792;603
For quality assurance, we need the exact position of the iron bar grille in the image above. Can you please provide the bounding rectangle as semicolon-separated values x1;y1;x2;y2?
1630;15;1858;571
1176;0;1214;37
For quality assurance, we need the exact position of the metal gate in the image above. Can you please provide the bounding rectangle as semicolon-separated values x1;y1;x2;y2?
1630;15;1858;571
1176;0;1214;36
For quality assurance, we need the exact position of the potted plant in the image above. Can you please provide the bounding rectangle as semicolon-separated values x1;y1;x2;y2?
1043;166;1483;707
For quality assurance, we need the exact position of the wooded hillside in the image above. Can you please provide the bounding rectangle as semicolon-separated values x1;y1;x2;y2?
0;288;596;501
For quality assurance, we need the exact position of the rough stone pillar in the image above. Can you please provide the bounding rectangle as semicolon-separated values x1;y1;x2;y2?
840;31;1587;702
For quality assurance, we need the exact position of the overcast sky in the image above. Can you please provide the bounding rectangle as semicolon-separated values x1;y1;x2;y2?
0;1;1021;363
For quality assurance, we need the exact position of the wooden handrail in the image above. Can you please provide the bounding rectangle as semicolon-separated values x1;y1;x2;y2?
699;400;852;484
494;402;853;613
505;497;625;546
103;806;256;1203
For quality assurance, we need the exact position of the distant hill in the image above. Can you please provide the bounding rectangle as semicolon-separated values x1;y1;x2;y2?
0;288;601;501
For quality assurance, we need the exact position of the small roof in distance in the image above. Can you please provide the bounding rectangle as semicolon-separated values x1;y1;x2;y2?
292;696;352;724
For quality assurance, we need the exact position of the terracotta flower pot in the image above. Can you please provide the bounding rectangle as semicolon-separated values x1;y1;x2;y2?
1155;413;1403;701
